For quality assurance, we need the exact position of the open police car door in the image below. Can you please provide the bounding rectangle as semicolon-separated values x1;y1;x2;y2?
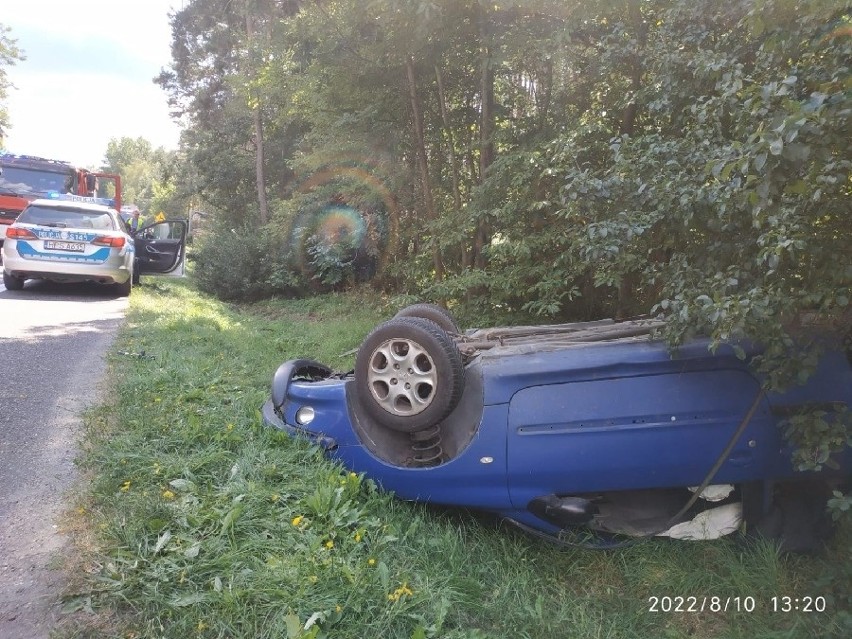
133;219;188;277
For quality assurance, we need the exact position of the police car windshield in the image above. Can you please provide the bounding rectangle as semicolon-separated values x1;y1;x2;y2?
0;166;69;194
18;205;117;231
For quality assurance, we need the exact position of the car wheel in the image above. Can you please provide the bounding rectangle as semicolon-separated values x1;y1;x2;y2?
355;317;465;433
394;303;460;334
752;480;837;554
116;276;132;297
3;271;24;291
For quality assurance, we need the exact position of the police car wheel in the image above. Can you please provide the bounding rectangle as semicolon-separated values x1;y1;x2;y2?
3;271;25;291
116;276;132;297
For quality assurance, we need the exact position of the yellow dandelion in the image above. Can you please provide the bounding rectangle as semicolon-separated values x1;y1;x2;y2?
354;532;362;543
388;582;414;602
270;493;280;502
325;540;334;549
162;490;175;500
197;620;207;631
226;423;234;431
291;515;303;527
368;558;376;566
349;472;357;479
154;397;161;403
120;481;131;492
335;605;342;613
309;575;318;583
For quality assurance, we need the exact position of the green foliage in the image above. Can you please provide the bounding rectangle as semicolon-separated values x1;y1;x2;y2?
306;233;358;288
157;0;303;225
783;406;852;472
192;221;306;301
0;23;24;140
157;0;850;329
100;136;198;218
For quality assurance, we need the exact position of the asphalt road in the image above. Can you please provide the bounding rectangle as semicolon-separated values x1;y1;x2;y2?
0;277;127;639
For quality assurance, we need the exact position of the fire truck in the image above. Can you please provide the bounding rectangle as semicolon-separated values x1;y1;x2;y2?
0;153;122;246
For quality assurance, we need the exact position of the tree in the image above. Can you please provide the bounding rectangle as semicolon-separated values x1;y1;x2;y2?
163;0;851;402
102;137;155;173
0;24;24;144
156;0;259;222
101;136;192;217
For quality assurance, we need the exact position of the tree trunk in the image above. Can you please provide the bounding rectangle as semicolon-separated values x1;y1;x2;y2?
406;56;444;282
619;0;647;137
616;0;649;317
538;58;553;132
474;9;496;270
245;10;269;225
435;65;466;270
253;107;269;225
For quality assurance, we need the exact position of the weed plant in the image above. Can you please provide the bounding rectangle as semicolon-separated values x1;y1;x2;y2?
63;280;851;638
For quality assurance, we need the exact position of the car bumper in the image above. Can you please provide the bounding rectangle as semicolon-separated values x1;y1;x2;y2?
262;398;339;451
263;359;517;509
263;359;348;451
2;241;131;284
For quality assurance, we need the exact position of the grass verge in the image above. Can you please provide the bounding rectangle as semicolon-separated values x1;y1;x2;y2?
59;279;851;638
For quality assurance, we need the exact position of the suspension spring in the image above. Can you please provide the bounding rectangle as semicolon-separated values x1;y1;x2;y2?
410;424;444;467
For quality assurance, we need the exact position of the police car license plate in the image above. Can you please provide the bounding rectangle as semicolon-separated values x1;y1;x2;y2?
45;240;85;252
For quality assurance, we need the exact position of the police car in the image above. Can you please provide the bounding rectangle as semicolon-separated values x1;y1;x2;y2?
1;195;187;295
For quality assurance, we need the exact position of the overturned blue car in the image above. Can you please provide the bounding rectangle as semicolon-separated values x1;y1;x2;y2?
263;304;851;552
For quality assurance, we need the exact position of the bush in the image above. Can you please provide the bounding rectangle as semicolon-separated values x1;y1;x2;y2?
193;222;306;302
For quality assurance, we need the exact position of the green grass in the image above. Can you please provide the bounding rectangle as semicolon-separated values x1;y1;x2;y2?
60;279;851;639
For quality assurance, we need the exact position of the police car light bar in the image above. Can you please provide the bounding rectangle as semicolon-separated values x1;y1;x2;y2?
46;191;116;207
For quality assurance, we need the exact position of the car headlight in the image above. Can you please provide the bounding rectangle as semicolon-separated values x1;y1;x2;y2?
295;406;315;426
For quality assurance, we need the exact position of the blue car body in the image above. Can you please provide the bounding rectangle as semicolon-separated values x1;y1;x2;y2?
263;318;851;545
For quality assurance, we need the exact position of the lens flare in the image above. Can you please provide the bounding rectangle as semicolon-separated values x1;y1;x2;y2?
312;205;366;246
285;155;399;282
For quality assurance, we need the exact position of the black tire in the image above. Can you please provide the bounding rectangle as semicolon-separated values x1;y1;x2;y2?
394;303;460;334
3;271;24;291
355;317;465;433
115;276;132;297
752;480;837;554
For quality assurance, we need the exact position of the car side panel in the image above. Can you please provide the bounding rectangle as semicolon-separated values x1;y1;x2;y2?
506;369;781;509
765;349;852;411
481;338;748;406
268;374;513;510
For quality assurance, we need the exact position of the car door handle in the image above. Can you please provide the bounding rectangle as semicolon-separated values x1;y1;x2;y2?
145;245;165;255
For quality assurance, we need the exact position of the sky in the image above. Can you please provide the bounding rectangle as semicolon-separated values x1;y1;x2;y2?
2;1;185;168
